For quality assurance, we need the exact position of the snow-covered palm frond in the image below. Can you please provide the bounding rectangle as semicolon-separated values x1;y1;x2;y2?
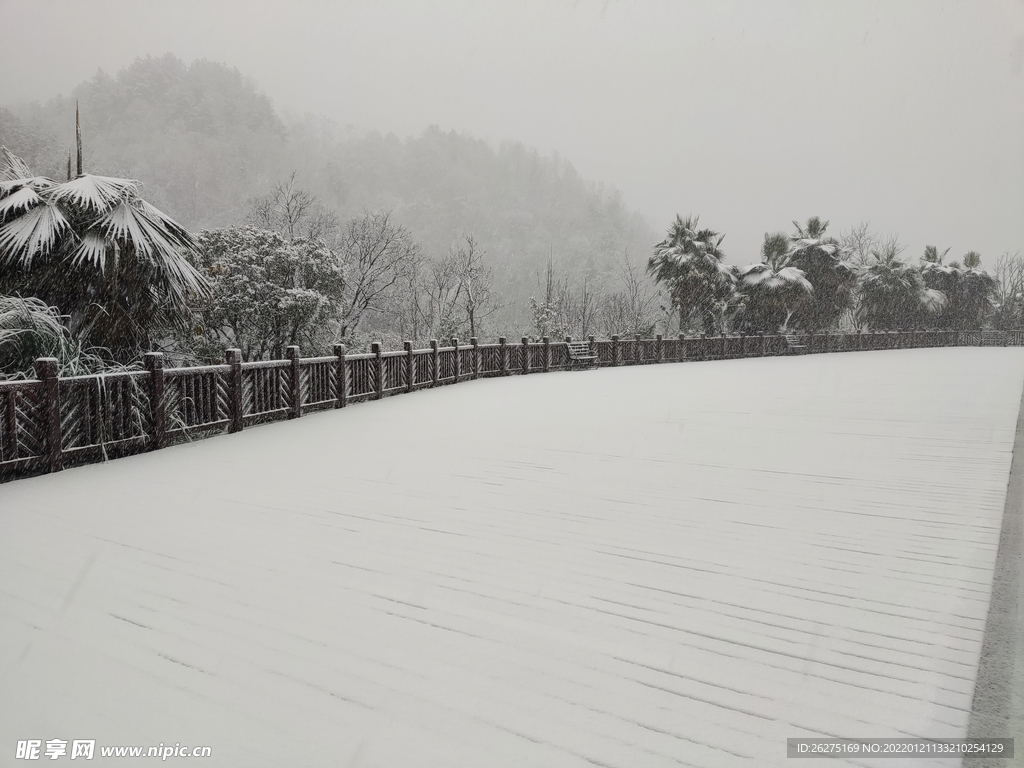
0;176;59;199
0;147;33;182
49;174;141;213
789;238;838;257
86;200;205;294
0;201;73;265
921;288;947;313
741;264;813;293
0;185;44;219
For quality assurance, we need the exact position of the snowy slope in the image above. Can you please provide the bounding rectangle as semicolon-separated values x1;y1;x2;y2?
1;348;1021;767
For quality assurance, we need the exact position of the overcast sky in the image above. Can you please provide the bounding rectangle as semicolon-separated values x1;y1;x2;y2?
2;0;1022;264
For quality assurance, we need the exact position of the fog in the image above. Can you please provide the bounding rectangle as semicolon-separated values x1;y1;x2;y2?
1;0;1022;262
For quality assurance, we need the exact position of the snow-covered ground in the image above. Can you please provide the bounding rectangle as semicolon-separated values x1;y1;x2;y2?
1;348;1022;767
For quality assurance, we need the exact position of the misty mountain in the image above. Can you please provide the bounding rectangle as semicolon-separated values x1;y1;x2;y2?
1;54;658;328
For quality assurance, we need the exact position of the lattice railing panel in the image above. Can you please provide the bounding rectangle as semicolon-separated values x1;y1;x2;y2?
549;344;570;369
60;373;150;451
437;349;456;382
527;344;545;371
166;367;230;431
382;355;407;392
347;356;375;398
302;360;336;407
480;346;503;375
0;384;45;465
414;353;434;385
457;348;475;376
242;363;288;417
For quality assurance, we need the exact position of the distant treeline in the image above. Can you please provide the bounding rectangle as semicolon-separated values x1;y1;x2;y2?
0;53;656;333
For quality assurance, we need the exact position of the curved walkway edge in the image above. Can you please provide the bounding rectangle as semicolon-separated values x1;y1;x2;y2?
966;379;1024;768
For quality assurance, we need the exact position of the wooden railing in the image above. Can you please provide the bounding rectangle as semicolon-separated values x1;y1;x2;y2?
1;329;1020;481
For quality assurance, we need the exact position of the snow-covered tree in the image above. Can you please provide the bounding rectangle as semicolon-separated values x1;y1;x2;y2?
647;215;735;335
0;146;208;360
190;227;343;360
732;232;814;333
785;217;857;331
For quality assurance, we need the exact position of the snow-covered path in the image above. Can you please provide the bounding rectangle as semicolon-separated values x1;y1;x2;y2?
2;348;1022;767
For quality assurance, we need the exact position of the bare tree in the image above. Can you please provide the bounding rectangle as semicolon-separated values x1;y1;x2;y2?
838;221;881;268
248;171;339;242
577;276;598;338
992;251;1024;329
598;253;659;337
336;210;421;339
451;235;499;338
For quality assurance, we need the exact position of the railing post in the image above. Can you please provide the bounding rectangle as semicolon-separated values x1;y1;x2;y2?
430;340;439;386
452;338;460;382
612;335;620;366
498;337;507;375
333;344;347;408
287;345;302;418
144;352;166;448
371;342;384;399
521;337;530;374
655;334;663;363
589;335;597;365
471;337;480;379
634;334;641;364
542;336;551;372
33;358;61;473
225;349;243;433
678;333;685;361
404;341;414;392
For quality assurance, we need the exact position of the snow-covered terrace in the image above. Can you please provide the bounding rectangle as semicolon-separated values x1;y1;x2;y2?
2;348;1022;767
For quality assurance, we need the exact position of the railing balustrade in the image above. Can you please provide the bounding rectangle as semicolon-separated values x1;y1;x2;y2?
0;329;1011;481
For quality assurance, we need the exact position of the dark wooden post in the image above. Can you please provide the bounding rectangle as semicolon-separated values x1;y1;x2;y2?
451;338;460;382
371;342;384;399
542;336;550;372
430;340;439;386
678;333;685;362
471;337;480;379
634;334;642;364
699;333;707;360
404;341;414;392
224;349;243;433
34;358;61;473
612;335;620;366
333;344;347;408
655;334;663;363
588;335;596;363
144;352;166;448
498;337;507;375
521;337;530;374
286;345;302;418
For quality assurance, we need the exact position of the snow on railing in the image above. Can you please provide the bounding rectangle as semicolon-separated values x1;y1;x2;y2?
0;329;1017;481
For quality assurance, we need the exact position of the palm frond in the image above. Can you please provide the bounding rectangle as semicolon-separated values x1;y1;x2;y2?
0;185;44;219
50;174;141;213
0;147;33;182
0;201;73;265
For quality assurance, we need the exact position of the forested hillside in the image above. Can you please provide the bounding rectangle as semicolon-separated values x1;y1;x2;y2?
1;54;657;331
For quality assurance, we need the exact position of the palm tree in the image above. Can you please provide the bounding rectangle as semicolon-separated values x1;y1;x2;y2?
919;246;998;330
0;142;208;360
647;215;735;335
859;248;944;330
785;217;857;330
732;232;813;332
